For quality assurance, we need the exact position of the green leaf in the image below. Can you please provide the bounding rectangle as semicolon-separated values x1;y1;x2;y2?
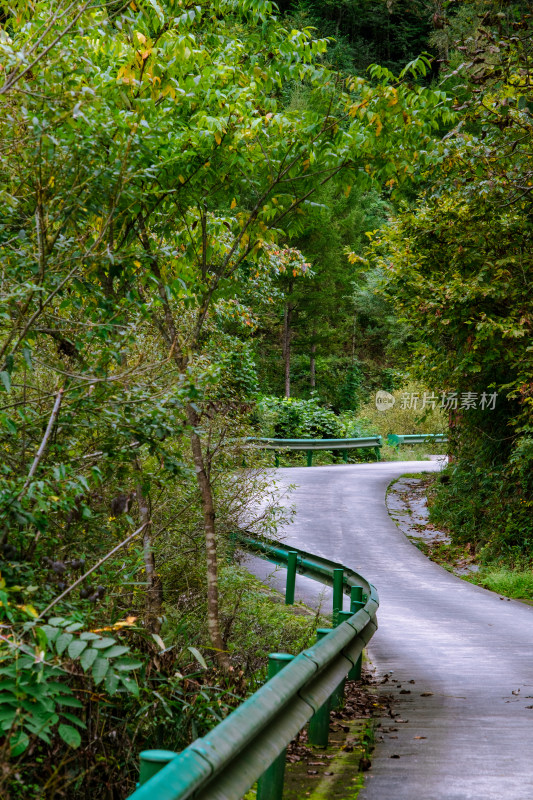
60;711;86;729
58;724;81;748
187;646;208;669
79;632;101;641
105;670;119;695
10;731;29;756
147;0;164;23
65;622;84;633
55;632;74;655
112;658;143;672
23;347;32;370
67;639;88;660
99;644;129;658
0;372;11;393
91;637;116;649
58;696;83;708
79;647;98;672
92;657;109;685
120;674;139;697
39;625;60;643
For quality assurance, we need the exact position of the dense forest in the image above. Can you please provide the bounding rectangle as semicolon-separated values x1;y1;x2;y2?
0;0;531;796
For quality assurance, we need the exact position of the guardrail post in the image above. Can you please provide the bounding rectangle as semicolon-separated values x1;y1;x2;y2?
275;452;280;468
350;585;364;612
138;750;178;786
332;568;344;626
306;450;313;467
342;450;348;463
330;609;352;709
349;587;364;680
257;653;295;800
285;551;298;605
308;628;333;747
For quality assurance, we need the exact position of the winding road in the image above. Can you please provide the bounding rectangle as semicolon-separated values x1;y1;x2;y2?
244;460;533;800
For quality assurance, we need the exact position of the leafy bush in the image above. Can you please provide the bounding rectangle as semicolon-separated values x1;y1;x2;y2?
257;396;343;439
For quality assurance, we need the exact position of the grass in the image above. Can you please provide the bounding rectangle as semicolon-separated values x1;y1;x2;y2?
466;567;533;600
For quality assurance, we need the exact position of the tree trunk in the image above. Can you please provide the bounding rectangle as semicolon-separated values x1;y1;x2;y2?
136;479;163;634
142;234;229;669
283;303;292;398
187;404;231;670
310;341;316;389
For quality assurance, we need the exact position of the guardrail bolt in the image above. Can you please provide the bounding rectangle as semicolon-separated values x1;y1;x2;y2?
138;749;178;786
257;653;295;800
308;628;333;747
285;551;298;605
332;568;344;626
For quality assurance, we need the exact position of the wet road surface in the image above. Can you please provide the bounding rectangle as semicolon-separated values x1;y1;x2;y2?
244;461;533;800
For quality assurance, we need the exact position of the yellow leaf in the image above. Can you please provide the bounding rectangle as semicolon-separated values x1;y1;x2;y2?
178;175;185;184
18;604;38;618
136;32;146;43
134;260;141;267
344;185;352;198
214;132;221;145
230;198;237;209
374;115;382;136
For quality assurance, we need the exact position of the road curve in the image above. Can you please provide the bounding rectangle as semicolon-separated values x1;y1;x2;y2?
245;461;533;800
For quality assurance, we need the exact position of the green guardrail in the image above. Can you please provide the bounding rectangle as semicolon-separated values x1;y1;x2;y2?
387;433;447;448
247;436;382;466
128;532;379;800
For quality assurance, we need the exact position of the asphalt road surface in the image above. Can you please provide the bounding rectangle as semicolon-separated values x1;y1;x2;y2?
244;460;533;800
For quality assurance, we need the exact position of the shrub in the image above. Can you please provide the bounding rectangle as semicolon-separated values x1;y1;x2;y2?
257;396;343;439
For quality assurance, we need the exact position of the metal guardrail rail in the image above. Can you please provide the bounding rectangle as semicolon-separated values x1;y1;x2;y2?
387;433;447;447
247;436;383;466
128;532;379;800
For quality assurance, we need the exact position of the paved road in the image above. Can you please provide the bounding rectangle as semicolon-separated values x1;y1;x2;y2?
244;461;533;800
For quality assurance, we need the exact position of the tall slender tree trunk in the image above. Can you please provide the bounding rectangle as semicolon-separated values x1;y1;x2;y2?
310;341;316;389
283;303;292;398
136;471;163;634
186;404;230;670
146;247;230;669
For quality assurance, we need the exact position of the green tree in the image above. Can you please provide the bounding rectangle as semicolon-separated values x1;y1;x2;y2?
376;14;533;555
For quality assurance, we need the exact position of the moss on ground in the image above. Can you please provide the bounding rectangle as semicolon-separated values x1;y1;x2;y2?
282;719;373;800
